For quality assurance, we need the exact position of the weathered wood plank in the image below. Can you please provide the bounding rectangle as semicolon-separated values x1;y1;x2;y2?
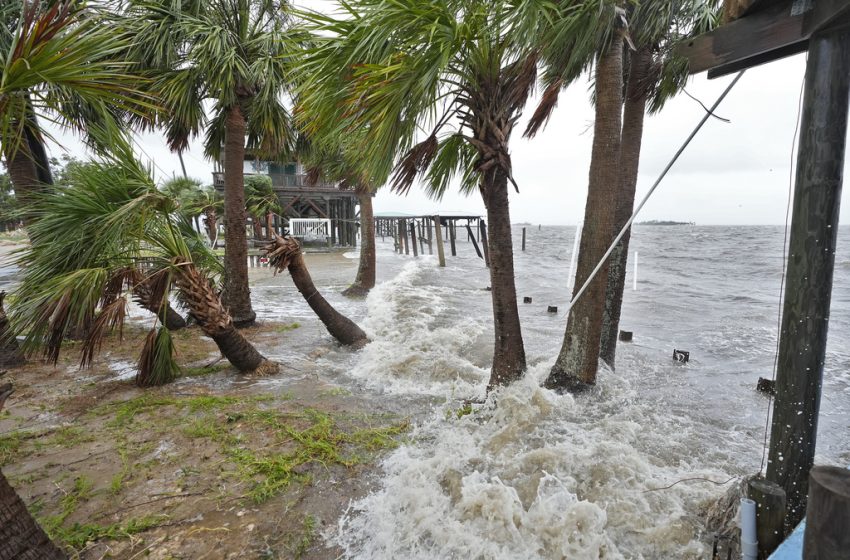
680;0;850;77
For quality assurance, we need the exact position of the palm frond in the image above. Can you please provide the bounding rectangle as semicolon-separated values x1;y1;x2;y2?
136;326;180;387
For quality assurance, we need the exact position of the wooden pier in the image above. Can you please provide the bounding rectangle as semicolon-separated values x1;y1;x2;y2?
374;213;487;266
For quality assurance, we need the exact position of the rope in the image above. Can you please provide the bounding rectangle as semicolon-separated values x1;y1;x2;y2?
759;60;807;475
564;71;745;317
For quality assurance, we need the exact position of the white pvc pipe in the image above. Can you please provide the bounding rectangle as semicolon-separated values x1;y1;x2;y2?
633;251;638;291
568;222;582;290
741;498;758;560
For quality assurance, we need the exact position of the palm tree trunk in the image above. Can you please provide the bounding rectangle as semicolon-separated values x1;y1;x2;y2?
205;209;218;244
221;104;256;327
266;212;274;240
132;281;187;331
600;46;651;369
0;384;66;560
4;138;40;217
264;236;368;347
342;190;376;297
545;35;624;392
482;169;526;389
252;215;263;240
4;99;53;217
173;260;275;372
0;293;24;368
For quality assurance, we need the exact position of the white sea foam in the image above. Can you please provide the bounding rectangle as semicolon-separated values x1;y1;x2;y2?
333;364;736;559
351;259;488;398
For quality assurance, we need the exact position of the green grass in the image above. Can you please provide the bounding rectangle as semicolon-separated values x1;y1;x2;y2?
52;514;169;551
183;406;408;504
291;515;317;559
0;430;24;466
182;362;231;378
319;386;352;397
92;394;268;427
274;322;301;333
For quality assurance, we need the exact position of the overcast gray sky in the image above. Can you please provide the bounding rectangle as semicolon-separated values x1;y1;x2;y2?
43;5;846;226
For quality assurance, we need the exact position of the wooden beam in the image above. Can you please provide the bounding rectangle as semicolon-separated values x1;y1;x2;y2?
280;196;300;217
302;198;329;219
679;0;850;77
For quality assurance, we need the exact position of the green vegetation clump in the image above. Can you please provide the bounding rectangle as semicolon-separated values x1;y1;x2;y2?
183;406;408;503
52;515;169;551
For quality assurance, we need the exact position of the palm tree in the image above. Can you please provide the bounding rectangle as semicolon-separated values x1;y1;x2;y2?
0;380;66;560
263;235;368;347
296;0;570;388
598;2;719;368
161;176;204;233
123;0;300;327
187;186;224;246
298;137;382;297
0;0;146;214
8;147;277;386
245;174;281;240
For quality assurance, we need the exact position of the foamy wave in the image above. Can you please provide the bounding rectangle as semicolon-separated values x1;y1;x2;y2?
332;365;733;559
351;260;488;398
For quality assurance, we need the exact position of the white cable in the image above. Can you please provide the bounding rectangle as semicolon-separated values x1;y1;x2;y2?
565;70;746;315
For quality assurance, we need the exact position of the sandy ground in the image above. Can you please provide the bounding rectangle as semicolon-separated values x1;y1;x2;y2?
1;249;409;559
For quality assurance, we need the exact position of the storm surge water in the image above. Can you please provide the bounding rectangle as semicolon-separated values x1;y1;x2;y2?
326;225;850;559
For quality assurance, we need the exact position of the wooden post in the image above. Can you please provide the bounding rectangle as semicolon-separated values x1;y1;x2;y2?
433;216;446;267
748;478;786;558
401;218;410;255
766;27;850;530
449;219;457;256
410;222;418;257
522;227;527;251
466;223;483;259
803;466;850;559
427;218;433;255
480;221;490;268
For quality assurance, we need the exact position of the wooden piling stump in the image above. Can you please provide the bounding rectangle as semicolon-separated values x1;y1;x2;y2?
803;466;850;559
748;477;786;558
433;216;446;267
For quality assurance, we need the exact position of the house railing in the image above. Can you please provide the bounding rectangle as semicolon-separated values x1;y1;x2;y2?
212;172;336;189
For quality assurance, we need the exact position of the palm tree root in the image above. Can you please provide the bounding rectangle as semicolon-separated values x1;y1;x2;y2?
543;365;594;394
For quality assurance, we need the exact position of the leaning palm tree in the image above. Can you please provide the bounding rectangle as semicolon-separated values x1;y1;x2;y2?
0;0;146;214
597;1;720;368
122;0;301;327
297;135;383;297
296;0;570;388
263;234;368;347
9;147;277;386
0;379;66;560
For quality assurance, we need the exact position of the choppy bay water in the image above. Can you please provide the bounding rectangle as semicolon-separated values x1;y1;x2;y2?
259;225;850;559
3;226;849;558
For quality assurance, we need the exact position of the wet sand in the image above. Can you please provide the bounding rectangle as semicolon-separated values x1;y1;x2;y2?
0;251;409;559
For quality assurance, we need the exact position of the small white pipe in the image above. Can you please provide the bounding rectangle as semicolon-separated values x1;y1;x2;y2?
568;223;582;290
741;498;758;560
633;252;638;291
